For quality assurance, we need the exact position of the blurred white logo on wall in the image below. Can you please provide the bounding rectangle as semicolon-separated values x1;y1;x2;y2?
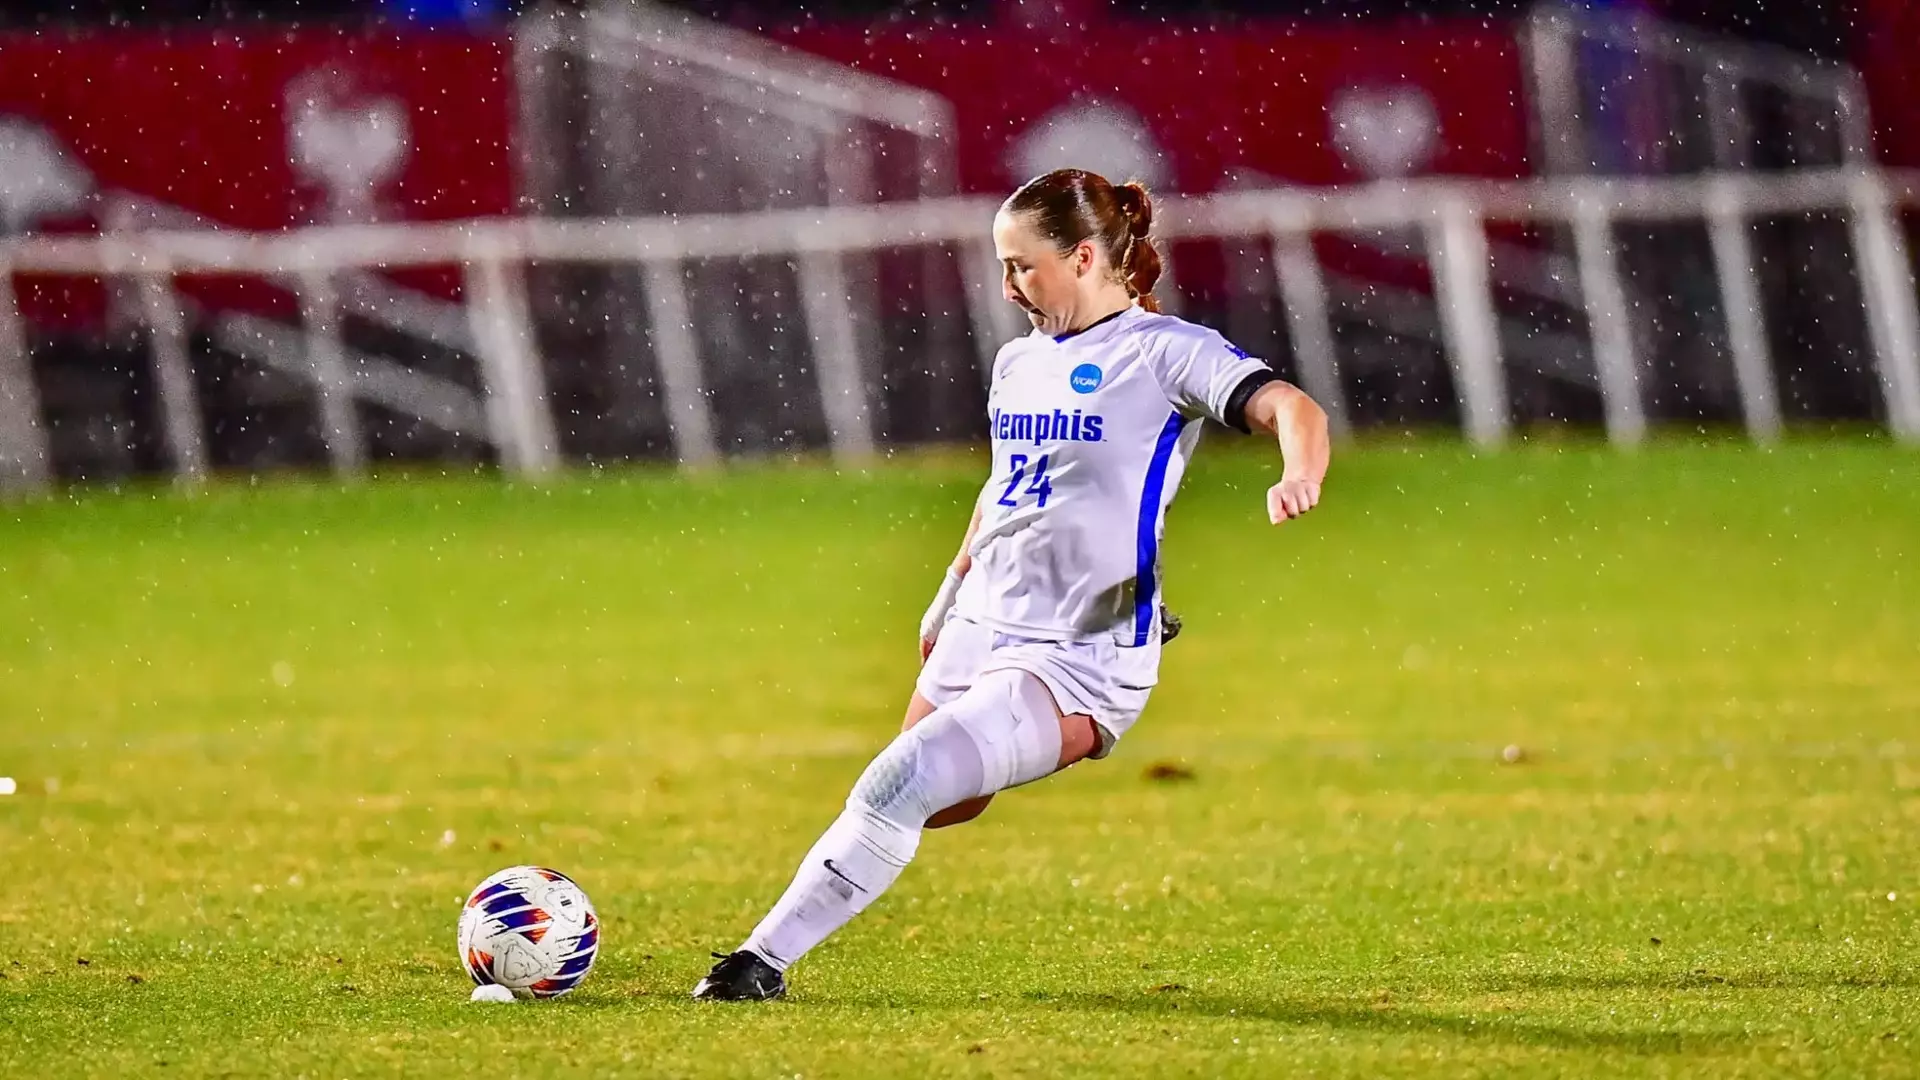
1330;84;1441;180
0;116;94;234
286;70;411;224
1008;100;1170;190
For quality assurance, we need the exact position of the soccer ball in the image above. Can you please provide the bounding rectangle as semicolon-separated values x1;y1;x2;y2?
456;866;600;999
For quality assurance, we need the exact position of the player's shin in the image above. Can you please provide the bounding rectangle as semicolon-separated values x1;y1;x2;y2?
739;670;1063;973
740;802;915;971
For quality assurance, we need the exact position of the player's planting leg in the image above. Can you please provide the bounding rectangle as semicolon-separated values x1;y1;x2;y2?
693;668;1073;1001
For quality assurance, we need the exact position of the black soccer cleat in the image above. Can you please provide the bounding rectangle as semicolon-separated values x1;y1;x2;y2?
691;950;786;1002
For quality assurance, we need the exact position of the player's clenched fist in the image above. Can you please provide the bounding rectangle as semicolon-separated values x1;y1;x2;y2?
1266;478;1320;524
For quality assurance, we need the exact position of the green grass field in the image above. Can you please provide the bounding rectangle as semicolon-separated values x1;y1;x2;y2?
2;436;1917;1077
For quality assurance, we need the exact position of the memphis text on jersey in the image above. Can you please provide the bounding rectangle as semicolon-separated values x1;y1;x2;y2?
991;407;1105;446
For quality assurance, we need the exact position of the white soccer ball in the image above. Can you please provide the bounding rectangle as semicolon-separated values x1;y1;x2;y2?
456;865;600;999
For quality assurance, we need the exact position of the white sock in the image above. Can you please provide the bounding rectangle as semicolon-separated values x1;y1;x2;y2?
742;803;916;971
737;669;1064;973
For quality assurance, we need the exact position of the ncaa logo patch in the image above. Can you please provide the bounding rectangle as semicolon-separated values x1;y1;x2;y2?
1069;363;1104;394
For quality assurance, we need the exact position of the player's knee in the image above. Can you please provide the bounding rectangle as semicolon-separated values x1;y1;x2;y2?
846;711;987;827
847;724;924;817
848;670;1068;828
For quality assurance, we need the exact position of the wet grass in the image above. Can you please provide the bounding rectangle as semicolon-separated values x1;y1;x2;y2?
2;434;1917;1077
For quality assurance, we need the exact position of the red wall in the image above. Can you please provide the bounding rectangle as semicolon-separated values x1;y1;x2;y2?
0;28;514;230
0;29;513;324
770;20;1533;193
0;20;1528;225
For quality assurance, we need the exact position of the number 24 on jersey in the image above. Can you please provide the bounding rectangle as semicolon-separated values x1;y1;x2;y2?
996;454;1053;509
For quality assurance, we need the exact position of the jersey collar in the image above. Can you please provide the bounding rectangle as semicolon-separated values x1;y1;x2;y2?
1041;303;1142;345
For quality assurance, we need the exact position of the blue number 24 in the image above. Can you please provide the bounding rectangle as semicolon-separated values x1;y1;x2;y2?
996;453;1053;509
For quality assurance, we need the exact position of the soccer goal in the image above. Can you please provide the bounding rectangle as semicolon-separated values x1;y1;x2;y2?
512;0;973;466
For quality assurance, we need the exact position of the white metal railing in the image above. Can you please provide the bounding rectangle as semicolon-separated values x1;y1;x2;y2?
107;192;492;475
1;165;1917;493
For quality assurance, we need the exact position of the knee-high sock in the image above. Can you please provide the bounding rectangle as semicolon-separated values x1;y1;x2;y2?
741;669;1063;971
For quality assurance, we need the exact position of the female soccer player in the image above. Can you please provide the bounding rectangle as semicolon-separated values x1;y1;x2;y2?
694;168;1331;1001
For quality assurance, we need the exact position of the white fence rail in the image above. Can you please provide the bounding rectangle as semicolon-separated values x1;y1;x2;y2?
2;166;1918;493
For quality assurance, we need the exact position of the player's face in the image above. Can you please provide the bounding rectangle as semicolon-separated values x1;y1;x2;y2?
993;210;1092;333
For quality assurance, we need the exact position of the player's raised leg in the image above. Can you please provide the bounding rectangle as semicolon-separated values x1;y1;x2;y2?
692;670;1097;1001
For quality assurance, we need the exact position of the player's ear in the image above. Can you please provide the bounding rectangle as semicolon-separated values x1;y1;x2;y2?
1072;239;1098;277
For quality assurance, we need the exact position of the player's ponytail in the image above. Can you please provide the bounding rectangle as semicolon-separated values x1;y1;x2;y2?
1112;181;1162;314
1002;169;1164;313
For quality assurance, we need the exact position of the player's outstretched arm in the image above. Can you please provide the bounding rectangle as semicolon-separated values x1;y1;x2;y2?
949;500;985;578
918;499;986;660
1243;380;1330;525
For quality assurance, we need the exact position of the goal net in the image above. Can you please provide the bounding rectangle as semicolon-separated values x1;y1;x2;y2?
513;0;983;464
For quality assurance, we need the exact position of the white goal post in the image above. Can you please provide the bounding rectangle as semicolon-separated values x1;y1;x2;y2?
1;165;1917;493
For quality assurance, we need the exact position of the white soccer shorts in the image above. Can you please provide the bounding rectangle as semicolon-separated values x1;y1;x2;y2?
914;615;1161;759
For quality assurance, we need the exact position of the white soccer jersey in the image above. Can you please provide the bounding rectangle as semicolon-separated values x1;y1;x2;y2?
952;304;1270;645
